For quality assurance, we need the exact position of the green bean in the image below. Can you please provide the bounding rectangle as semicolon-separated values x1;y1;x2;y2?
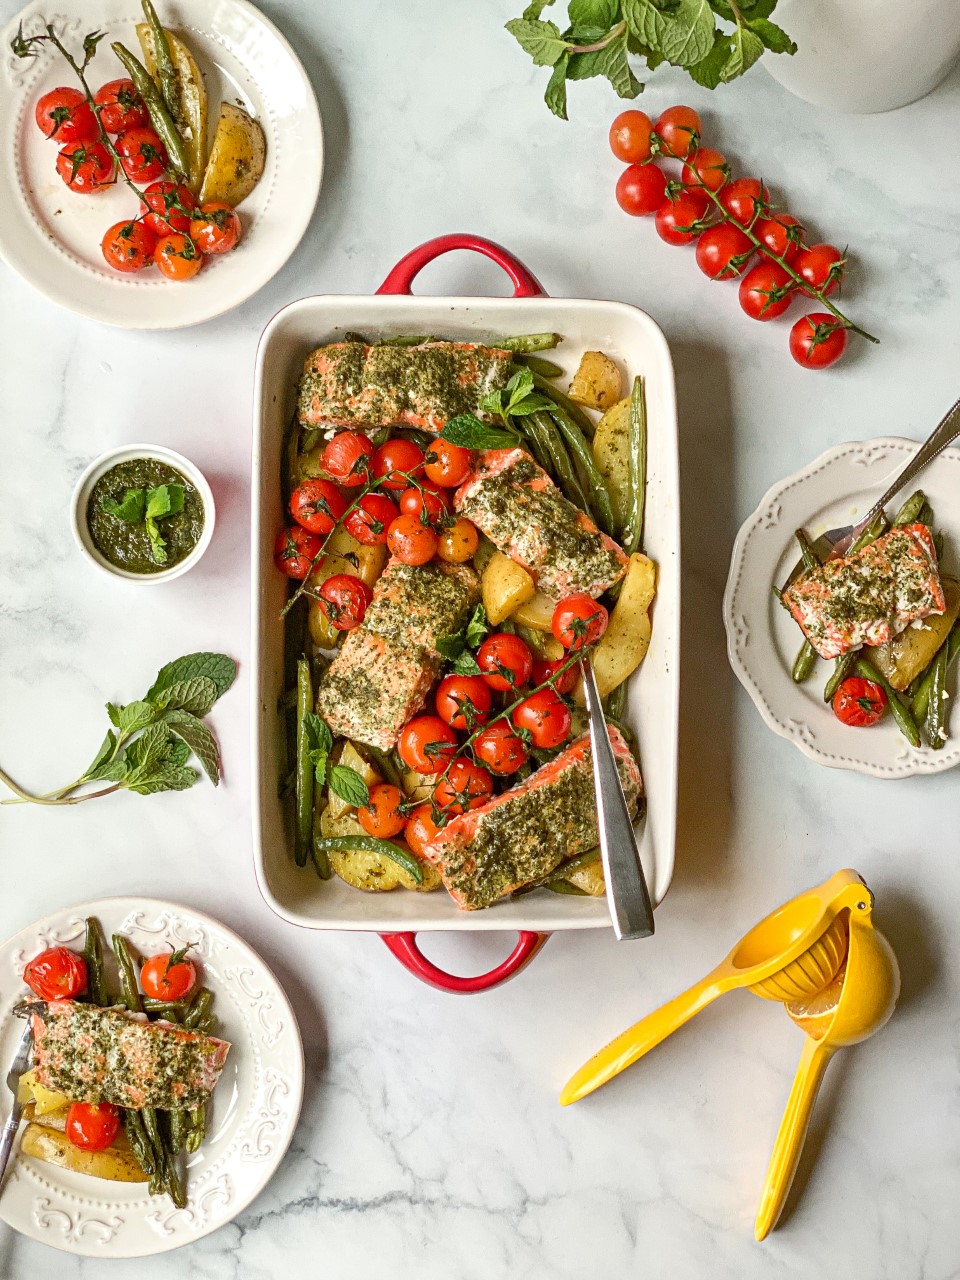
795;528;820;572
83;918;109;1006
546;881;588;895
191;1011;217;1035
123;1112;155;1176
855;658;921;747
606;681;627;722
534;412;596;519
530;371;598;439
312;836;424;883
295;657;314;868
186;1106;206;1154
169;1109;190;1155
823;650;857;703
622;376;647;555
364;745;403;788
605;715;634;744
518;354;564;378
379;334;435;346
911;624;960;720
491;333;561;353
141;0;179;119
513;410;557;480
184;987;213;1029
849;512;888;555
111;44;190;179
513;847;601;896
925;646;949;749
546;407;616;535
892;490;926;527
792;641;818;683
112;935;144;1013
142;997;190;1016
917;501;935;528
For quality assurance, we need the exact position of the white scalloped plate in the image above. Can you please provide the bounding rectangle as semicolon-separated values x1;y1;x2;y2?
724;437;960;779
0;897;304;1256
0;0;322;328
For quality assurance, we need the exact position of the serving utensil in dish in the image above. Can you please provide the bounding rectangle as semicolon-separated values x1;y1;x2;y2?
0;0;322;329
725;436;960;778
0;1022;33;1193
251;233;681;992
0;897;303;1257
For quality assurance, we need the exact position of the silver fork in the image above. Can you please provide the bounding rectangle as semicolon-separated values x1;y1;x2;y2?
0;1020;34;1193
781;397;960;591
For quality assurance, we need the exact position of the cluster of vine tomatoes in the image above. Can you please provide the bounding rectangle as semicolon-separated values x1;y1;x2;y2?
609;105;850;370
35;82;241;281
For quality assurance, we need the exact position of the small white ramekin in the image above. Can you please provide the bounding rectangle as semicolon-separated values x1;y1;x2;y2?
71;444;216;584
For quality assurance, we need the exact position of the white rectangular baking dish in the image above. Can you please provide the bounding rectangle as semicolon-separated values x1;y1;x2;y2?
250;236;680;987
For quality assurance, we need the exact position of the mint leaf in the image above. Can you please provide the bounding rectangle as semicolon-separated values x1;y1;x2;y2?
722;23;764;79
465;603;490;648
101;488;145;523
569;0;619;25
127;765;198;795
748;17;796;53
435;633;466;661
441;415;520;450
145;483;185;521
85;730;118;779
165;737;191;769
505;17;569;66
114;700;159;735
145;516;167;564
147;653;237;703
623;0;715;67
709;0;778;20
452;650;483;676
163;709;221;785
124;722;171;776
506;392;555;417
304;713;333;756
687;29;732;86
155;676;219;716
568;28;641;98
478;388;506;416
504;366;535;405
328;765;371;809
522;0;555;16
544;52;570;118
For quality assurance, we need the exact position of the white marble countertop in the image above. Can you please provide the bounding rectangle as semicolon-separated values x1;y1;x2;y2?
1;2;959;1276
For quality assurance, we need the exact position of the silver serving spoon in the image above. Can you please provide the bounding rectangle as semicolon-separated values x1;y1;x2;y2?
781;397;960;591
580;657;654;941
0;1021;33;1194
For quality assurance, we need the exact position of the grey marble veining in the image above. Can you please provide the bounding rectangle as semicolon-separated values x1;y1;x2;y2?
1;1;959;1276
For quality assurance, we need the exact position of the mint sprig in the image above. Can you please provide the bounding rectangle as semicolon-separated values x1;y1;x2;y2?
100;482;186;565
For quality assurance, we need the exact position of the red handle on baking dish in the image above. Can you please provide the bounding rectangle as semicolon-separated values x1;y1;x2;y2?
376;233;545;298
381;931;550;993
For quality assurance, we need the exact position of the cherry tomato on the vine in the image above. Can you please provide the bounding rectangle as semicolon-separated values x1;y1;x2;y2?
372;439;425;491
433;759;493;815
318;574;372;631
695;224;754;280
654;190;710;246
189;202;241;255
653;105;701;159
512;688;572;750
397;715;458;774
115;126;167;181
435;674;492;731
290;478;347;534
681;147;728;193
437;518;479;564
398;484;450;527
531;657;577;695
608;109;654;164
718;177;768;226
386;513;438;565
321;431;373;487
755;212;805;266
789;313;849;370
274;525;323;579
424;438;473;488
23;946;87;1001
473;719;528;775
345;492;398;545
56;141;115;192
832;676;887;727
552;594;608;650
794;243;845;297
477;632;534;692
66;1102;120;1152
616;162;668;216
404;803;444;857
94;79;148;133
140;950;197;1001
36;87;98;143
738;261;796;321
139;181;195;236
357;784;406;838
101;219;157;273
154;232;202;281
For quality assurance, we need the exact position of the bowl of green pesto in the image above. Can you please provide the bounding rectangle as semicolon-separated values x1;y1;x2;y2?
72;445;215;582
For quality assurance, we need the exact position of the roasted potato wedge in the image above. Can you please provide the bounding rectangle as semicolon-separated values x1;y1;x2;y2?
20;1123;149;1182
564;860;606;896
569;351;622;413
401;767;434;803
136;24;208;193
16;1068;69;1116
510;590;556;632
872;575;960;690
483;552;536;625
576;552;656;702
472;534;497;575
592;395;632;530
319;808;440;891
307;529;387;649
327;741;380;820
199;102;266;207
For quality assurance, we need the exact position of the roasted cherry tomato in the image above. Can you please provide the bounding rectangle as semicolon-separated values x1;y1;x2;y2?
552;594;608;651
36;86;98;143
66;1102;120;1152
653;104;701;159
321;431;374;487
738;261;796;321
435;674;492;730
290;478;348;535
101;219;157;273
616;162;668;217
398;484;450;527
189;202;241;255
397;715;458;775
115;126;167;181
789;313;849;370
681;146;728;193
531;656;577;695
512;688;572;750
433;758;493;815
94;78;148;134
140;950;197;1001
405;803;444;857
357;783;406;838
424;438;473;488
718;177;768;226
477;632;534;692
23;946;87;1001
154;232;202;281
794;243;845;297
437;518;479;564
695;223;754;280
318;573;372;630
755;212;805;266
387;514;438;564
372;439;425;491
56;141;115;192
274;524;323;579
473;719;528;775
654;190;709;246
344;492;398;545
609;109;654;163
140;180;195;236
832;676;887;727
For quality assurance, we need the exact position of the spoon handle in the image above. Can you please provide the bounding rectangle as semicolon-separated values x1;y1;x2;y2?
755;1036;835;1241
862;397;960;530
580;657;654;942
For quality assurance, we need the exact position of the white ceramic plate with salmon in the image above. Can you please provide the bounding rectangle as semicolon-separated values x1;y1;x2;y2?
0;897;304;1257
0;0;322;328
250;236;682;990
724;436;960;779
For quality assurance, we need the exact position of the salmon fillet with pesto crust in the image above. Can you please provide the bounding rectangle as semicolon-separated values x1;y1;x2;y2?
30;1002;230;1111
298;341;513;433
362;559;480;659
454;448;628;600
424;726;641;910
782;523;945;660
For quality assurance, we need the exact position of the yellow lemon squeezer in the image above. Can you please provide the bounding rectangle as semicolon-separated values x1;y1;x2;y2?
559;869;900;1240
